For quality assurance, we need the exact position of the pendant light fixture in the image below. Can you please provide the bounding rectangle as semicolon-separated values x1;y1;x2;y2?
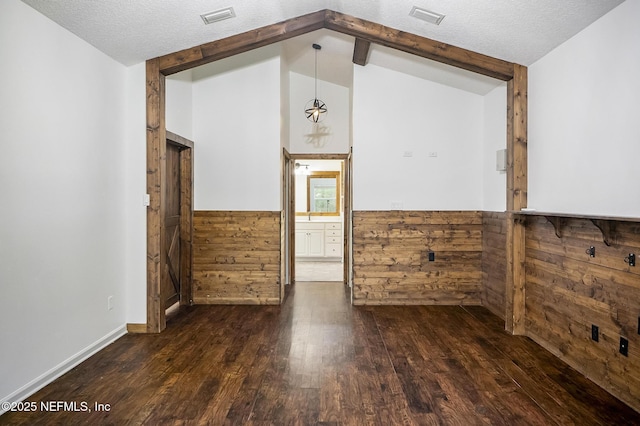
304;44;328;123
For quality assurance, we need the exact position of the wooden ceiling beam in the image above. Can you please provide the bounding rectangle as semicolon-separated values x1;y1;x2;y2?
324;10;514;81
159;10;326;75
352;38;371;66
157;9;516;80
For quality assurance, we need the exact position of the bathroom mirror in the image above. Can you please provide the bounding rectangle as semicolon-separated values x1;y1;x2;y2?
297;171;340;216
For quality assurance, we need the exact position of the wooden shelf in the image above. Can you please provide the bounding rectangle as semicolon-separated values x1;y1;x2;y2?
511;210;639;223
510;210;640;246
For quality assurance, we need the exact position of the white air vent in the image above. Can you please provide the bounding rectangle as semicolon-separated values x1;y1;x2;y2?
201;7;235;25
409;6;445;25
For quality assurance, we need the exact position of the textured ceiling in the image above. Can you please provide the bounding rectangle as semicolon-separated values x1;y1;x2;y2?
20;0;625;94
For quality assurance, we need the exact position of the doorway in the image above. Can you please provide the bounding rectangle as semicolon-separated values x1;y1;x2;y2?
284;153;352;287
149;131;194;332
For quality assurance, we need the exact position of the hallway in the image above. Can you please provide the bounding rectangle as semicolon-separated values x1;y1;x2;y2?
2;282;638;424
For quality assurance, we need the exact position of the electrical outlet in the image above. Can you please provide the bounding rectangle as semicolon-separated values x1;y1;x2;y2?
620;337;628;357
428;252;435;262
625;253;636;267
586;246;595;257
107;296;114;311
591;324;599;342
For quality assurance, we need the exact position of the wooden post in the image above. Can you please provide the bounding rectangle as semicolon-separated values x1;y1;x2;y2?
505;64;527;334
146;59;166;333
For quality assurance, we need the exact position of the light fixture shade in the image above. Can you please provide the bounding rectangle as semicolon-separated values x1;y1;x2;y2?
305;43;328;123
305;98;328;123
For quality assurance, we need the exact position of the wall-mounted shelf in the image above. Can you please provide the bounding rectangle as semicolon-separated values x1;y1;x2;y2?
511;210;639;246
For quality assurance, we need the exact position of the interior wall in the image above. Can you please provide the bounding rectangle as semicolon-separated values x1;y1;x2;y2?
166;70;194;140
123;62;148;325
289;72;350;154
0;0;132;403
482;84;507;212
524;216;640;411
191;46;282;211
353;211;484;305
280;56;291;152
352;64;484;211
528;0;639;217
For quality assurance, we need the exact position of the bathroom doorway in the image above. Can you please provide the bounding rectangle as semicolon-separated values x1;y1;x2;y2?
288;154;350;283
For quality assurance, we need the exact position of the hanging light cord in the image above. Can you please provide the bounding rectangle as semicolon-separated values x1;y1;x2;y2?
314;46;318;100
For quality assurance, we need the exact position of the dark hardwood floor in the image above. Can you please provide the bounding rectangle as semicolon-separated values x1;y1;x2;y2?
2;282;639;425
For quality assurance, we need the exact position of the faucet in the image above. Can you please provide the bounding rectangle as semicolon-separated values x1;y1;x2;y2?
308;212;311;221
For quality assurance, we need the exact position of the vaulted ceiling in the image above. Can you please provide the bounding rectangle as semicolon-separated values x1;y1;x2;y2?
21;1;625;94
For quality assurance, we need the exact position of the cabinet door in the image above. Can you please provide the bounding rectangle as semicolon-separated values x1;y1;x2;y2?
307;230;325;257
326;243;342;257
295;231;308;256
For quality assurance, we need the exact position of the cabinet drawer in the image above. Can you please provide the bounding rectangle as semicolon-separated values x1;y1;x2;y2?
296;222;325;230
325;222;342;230
326;236;341;244
325;243;342;256
325;229;341;238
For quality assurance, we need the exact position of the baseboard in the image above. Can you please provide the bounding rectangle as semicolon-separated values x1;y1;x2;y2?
126;323;147;333
0;325;127;414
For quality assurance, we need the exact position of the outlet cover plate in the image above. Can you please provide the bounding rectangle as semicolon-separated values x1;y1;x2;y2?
620;337;629;356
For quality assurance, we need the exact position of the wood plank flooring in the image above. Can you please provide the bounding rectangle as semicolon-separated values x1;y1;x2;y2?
2;282;639;425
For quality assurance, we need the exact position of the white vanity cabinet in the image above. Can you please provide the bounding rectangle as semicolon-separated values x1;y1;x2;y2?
295;223;325;257
296;221;342;259
324;222;342;257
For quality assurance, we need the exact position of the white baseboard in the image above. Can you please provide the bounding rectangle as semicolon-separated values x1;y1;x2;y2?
0;324;127;415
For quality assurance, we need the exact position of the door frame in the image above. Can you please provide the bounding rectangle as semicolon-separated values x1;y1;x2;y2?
286;153;352;288
282;148;295;301
147;130;194;333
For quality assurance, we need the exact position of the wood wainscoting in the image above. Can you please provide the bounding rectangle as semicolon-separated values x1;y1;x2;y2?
482;211;507;319
192;211;280;305
352;211;483;305
524;215;640;411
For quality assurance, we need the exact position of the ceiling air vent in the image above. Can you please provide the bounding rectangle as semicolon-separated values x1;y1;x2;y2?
409;6;445;25
201;7;236;25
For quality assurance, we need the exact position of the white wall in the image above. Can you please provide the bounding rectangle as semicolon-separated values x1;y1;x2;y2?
528;0;640;217
280;57;291;152
166;70;194;139
0;0;136;404
192;46;282;211
123;63;148;325
352;64;484;211
289;72;350;154
482;83;507;211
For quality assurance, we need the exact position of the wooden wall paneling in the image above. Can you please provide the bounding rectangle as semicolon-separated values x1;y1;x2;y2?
524;216;640;411
192;211;281;305
352;211;483;306
146;58;166;333
505;63;528;335
482;212;507;319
